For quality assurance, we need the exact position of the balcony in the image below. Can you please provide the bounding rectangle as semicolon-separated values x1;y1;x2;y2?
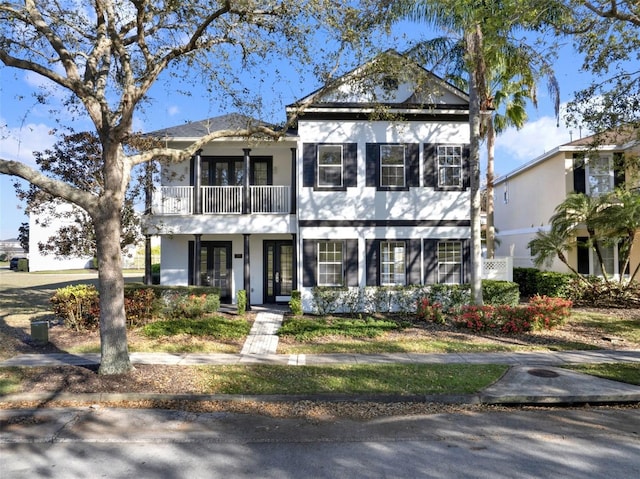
154;185;291;215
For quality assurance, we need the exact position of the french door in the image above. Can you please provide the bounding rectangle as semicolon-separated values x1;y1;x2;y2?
190;241;232;302
264;240;293;303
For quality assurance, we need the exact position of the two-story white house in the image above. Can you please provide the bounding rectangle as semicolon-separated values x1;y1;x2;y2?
494;131;640;276
143;52;472;312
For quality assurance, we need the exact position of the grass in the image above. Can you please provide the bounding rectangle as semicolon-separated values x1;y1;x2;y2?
277;317;408;341
141;316;251;339
571;311;640;343
565;363;640;386
0;368;25;395
199;363;508;395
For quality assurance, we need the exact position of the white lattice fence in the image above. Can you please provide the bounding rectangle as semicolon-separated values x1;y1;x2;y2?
482;257;513;281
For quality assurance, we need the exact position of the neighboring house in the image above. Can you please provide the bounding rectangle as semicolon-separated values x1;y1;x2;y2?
143;52;472;312
28;202;95;272
494;132;640;276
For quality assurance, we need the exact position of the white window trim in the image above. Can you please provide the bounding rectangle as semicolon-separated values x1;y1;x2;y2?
380;241;406;286
586;155;614;196
317;145;344;188
380;145;406;188
437;240;462;284
317;240;344;286
437;145;463;188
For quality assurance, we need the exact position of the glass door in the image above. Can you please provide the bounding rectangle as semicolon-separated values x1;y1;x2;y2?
264;240;293;303
200;242;232;302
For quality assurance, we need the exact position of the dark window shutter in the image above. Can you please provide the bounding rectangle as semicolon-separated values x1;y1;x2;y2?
462;239;471;284
344;143;358;188
573;154;586;194
423;144;436;188
366;144;379;187
365;239;380;286
302;239;317;287
407;239;422;285
577;236;589;275
188;241;194;285
302;144;316;187
462;144;471;189
407;144;420;187
423;239;438;284
614;152;625;188
345;239;359;287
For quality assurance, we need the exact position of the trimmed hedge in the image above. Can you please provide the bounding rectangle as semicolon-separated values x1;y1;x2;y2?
513;267;573;298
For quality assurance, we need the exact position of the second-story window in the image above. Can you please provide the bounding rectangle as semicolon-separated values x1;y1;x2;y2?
317;145;343;187
587;155;613;196
380;145;406;188
437;145;463;188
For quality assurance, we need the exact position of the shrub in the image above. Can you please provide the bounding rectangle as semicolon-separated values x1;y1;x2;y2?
17;258;29;272
124;288;158;327
513;267;539;297
311;286;345;315
423;284;470;313
289;290;303;316
452;296;572;335
416;297;445;324
566;277;640;308
482;280;520;306
237;290;247;315
535;271;573;298
50;284;100;331
163;291;220;318
527;295;572;330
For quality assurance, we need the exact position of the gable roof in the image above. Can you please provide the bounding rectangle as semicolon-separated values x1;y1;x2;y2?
147;113;282;141
495;130;640;185
286;50;469;116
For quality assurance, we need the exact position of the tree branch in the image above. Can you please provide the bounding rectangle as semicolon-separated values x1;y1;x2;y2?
0;159;97;214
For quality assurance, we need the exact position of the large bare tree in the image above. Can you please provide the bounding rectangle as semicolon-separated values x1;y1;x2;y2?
0;0;385;374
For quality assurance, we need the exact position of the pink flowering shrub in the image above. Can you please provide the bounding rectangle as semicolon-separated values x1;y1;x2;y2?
452;296;572;334
416;298;445;324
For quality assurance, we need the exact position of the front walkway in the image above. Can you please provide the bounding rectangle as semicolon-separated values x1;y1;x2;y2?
240;310;284;355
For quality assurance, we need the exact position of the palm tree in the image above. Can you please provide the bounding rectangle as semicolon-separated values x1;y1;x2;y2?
404;30;560;260
549;192;611;282
528;227;589;282
391;0;558;303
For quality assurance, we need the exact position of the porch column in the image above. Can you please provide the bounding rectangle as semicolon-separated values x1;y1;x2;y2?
243;234;251;311
144;235;152;285
243;148;251;214
290;147;297;214
292;233;298;292
193;149;202;214
194;234;202;286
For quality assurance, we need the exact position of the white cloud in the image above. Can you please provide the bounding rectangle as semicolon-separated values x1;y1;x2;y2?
495;116;572;164
0;119;57;167
167;106;180;116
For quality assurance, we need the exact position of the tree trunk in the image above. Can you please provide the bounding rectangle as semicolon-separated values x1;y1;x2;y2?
94;139;133;375
466;25;484;306
94;198;133;375
486;118;496;259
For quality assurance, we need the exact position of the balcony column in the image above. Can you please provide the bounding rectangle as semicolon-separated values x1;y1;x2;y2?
290;147;297;214
193;149;202;214
144;235;152;285
243;148;251;214
243;234;251;311
194;234;202;286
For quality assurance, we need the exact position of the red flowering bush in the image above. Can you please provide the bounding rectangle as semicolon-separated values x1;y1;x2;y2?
124;288;158;327
416;297;445;324
527;295;572;331
452;296;572;335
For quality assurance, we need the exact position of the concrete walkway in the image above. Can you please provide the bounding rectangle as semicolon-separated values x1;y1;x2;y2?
240;310;284;355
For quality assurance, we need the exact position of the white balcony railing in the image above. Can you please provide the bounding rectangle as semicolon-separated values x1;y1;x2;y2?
155;185;290;215
158;186;193;215
202;186;243;214
250;186;290;214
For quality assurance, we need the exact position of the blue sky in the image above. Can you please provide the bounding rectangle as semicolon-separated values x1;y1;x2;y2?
0;26;595;241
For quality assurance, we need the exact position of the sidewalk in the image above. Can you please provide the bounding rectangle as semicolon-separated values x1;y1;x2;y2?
1;308;639;405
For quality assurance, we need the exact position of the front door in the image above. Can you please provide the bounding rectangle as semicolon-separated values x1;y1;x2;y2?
199;241;232;302
264;240;293;303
